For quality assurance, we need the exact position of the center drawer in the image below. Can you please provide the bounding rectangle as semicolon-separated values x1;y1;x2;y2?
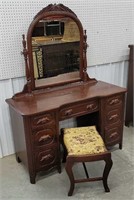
59;99;99;120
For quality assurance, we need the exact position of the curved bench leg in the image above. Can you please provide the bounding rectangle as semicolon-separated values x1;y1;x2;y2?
65;159;75;196
103;157;113;192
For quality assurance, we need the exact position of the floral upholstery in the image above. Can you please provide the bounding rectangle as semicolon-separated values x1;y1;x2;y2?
63;126;107;156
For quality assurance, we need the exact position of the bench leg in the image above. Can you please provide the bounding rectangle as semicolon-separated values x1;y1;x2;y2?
82;162;89;178
65;159;75;196
103;157;113;192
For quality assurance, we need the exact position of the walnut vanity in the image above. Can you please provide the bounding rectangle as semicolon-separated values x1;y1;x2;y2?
6;4;126;184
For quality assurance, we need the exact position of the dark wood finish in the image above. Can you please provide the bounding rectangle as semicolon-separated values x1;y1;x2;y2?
6;4;126;184
125;45;133;126
6;81;126;183
65;153;113;196
61;130;113;197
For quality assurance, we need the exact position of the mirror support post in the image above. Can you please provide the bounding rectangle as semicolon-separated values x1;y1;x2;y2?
22;34;32;94
83;30;88;82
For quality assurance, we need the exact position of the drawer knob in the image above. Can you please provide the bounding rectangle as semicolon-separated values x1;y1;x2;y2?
40;154;52;162
64;109;73;116
109;114;118;121
36;117;49;125
39;135;51;142
109;98;120;105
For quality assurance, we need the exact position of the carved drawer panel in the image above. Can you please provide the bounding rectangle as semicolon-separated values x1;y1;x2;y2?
59;100;99;120
106;95;123;108
31;113;55;129
35;148;57;170
34;127;56;148
104;124;122;146
105;109;121;125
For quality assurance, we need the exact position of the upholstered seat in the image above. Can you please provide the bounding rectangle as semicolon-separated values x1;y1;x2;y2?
64;126;107;155
61;126;113;196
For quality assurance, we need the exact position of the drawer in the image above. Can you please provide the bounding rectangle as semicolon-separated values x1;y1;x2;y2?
59;99;99;120
35;148;57;170
104;124;122;146
33;127;56;148
31;113;55;129
106;94;123;108
105;108;121;125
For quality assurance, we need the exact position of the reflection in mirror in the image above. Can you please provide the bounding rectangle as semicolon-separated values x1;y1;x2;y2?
32;18;80;84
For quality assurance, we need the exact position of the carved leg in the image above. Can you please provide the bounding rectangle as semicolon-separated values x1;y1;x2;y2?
15;154;21;163
65;159;75;196
103;157;113;192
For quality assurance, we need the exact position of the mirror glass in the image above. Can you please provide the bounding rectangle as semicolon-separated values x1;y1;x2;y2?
31;17;80;87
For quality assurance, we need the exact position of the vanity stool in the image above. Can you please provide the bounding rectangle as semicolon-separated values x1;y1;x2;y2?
61;126;113;196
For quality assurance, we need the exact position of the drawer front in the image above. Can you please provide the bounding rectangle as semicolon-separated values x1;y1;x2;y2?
101;94;125;147
106;94;123;108
34;127;56;148
105;108;121;125
59;100;99;120
104;124;122;146
31;113;55;129
35;148;57;170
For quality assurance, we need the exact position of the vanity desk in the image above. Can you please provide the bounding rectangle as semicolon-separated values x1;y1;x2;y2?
6;4;126;184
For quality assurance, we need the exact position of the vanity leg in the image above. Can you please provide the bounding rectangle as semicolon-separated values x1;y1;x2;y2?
30;174;36;184
15;154;21;163
57;163;61;173
119;143;122;149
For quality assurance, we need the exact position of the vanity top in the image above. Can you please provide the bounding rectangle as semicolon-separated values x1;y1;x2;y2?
6;81;126;116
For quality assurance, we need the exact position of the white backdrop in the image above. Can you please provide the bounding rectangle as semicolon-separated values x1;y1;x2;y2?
0;0;133;79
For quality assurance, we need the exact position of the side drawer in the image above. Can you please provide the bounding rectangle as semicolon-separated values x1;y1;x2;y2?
104;124;122;146
106;94;123;108
59;99;99;120
33;126;57;148
104;108;122;125
35;148;57;170
31;113;55;129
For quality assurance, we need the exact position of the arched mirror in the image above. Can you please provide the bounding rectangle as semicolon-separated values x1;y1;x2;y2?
32;19;80;79
22;4;89;92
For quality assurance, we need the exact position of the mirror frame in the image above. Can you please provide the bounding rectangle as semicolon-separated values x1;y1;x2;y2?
22;4;90;92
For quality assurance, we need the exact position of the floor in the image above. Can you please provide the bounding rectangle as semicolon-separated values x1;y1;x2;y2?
0;126;134;200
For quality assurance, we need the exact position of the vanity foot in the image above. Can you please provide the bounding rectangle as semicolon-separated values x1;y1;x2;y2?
30;175;36;184
119;143;122;149
57;166;61;173
15;154;21;163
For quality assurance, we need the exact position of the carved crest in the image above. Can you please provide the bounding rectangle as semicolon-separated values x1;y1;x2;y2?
34;4;77;19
